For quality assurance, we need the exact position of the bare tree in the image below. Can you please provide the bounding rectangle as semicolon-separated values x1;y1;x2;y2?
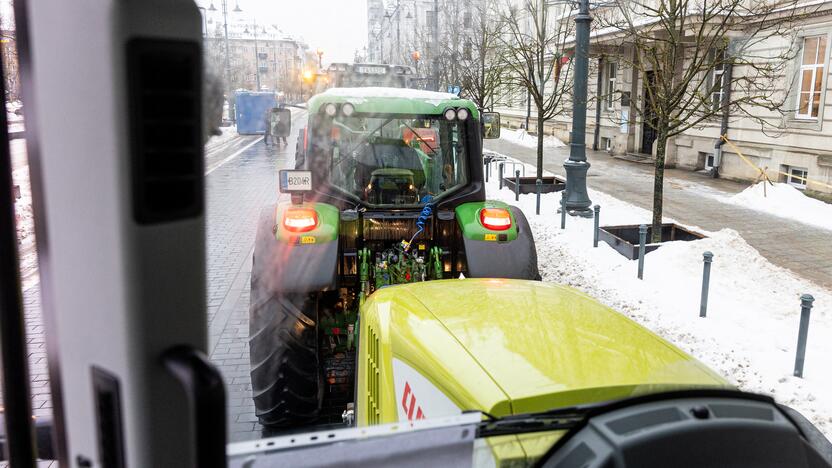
457;1;506;110
598;0;803;241
499;0;575;179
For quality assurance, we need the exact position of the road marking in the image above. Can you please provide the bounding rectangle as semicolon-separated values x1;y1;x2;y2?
205;137;261;176
205;109;306;176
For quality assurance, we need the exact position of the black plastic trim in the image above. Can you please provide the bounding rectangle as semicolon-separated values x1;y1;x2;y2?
92;367;126;468
127;38;203;224
161;346;227;468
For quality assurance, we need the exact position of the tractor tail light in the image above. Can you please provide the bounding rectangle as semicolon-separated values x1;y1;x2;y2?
480;208;512;231
283;207;318;232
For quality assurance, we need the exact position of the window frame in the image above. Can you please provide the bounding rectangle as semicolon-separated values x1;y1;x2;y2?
786;166;809;189
795;34;828;120
710;49;726;113
605;62;617;110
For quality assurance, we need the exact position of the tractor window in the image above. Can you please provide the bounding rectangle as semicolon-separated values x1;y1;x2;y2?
321;115;468;206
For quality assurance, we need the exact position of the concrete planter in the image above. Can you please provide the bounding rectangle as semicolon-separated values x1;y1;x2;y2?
599;223;706;260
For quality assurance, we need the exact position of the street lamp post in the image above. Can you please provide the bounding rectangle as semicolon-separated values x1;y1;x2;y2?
396;0;401;64
316;48;323;69
251;19;261;91
563;0;593;217
432;0;439;90
210;0;241;123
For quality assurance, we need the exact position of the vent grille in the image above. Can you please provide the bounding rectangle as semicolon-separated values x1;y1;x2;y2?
366;325;381;425
127;39;203;224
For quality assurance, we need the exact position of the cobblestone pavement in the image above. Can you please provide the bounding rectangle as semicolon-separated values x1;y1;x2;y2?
484;139;832;290
3;114;304;463
204;119;304;442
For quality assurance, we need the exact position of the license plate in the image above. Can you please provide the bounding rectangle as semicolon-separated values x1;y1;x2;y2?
279;170;313;192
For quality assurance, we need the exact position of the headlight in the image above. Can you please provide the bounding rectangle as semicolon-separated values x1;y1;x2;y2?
324;103;338;117
443;108;457;121
457;108;469;121
342;103;355;117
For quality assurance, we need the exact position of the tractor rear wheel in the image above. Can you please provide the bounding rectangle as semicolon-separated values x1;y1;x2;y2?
248;278;322;427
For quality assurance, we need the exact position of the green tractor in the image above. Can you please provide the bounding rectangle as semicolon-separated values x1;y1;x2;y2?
250;88;538;428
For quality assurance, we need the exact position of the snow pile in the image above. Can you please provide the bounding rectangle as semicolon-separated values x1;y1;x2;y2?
722;182;832;232
205;125;239;152
485;156;832;438
500;128;566;149
5;100;23;124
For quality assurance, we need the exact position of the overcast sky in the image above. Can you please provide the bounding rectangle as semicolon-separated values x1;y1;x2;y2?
196;0;368;63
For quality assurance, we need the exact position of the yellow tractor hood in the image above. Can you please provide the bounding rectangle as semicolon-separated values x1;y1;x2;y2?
358;279;728;425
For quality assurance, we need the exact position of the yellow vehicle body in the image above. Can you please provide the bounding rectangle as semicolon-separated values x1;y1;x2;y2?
355;279;729;464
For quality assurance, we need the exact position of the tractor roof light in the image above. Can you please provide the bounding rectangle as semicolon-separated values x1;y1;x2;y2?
342;103;355;116
324;103;338;117
443;108;457;121
283;207;318;232
457;108;469;121
479;208;512;231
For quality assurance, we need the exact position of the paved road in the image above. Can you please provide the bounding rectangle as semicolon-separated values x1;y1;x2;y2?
4;114;304;461
484;139;832;290
204;117;303;442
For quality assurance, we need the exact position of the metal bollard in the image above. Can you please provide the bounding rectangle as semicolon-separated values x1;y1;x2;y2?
700;251;713;317
593;205;600;247
637;224;647;279
515;170;520;201
499;163;504;190
793;294;814;378
560;191;567;229
535;179;542;215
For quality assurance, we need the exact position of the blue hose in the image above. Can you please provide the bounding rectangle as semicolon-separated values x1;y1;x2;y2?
405;196;434;249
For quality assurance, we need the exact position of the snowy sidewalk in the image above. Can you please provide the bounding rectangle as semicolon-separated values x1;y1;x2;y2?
484;139;832;290
482;158;832;439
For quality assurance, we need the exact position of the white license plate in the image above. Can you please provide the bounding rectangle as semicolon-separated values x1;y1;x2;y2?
279;170;313;192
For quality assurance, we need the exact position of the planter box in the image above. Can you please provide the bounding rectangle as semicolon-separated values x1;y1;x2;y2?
502;176;566;194
599;223;706;260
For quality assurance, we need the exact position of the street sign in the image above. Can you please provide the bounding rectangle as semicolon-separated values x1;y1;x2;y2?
447;85;460;96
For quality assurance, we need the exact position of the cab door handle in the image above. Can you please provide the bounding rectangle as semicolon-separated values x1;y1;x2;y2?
162;345;227;468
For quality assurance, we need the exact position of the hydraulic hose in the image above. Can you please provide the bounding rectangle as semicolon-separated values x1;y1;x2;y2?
404;196;434;250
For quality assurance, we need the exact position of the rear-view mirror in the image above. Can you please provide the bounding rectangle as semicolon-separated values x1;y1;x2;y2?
482;112;501;139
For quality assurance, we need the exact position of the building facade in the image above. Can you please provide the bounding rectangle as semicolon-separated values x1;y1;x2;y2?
367;0;486;90
202;12;314;100
496;1;832;195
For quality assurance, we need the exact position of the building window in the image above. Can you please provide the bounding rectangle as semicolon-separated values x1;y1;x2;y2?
786;166;809;189
796;35;827;120
463;40;472;60
710;49;726;113
601;137;612;151
463;11;472;28
426;10;437;29
605;62;617;109
702;152;715;170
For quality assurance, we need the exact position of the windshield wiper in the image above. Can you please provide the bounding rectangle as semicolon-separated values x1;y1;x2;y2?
476;406;588;438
